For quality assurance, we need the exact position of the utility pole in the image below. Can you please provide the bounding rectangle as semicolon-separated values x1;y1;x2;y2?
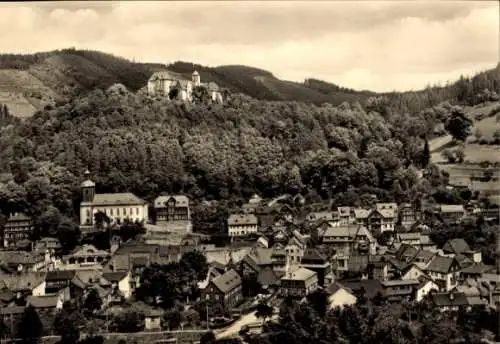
206;303;209;330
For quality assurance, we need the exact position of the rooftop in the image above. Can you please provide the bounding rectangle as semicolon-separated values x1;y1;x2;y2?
282;267;316;281
211;269;242;294
228;213;258;226
84;193;146;206
154;195;189;208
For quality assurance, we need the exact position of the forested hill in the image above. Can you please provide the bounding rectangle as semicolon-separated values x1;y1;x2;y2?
0;85;448;219
1;48;499;119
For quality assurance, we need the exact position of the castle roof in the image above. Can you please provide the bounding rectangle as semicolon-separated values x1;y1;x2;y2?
149;71;178;81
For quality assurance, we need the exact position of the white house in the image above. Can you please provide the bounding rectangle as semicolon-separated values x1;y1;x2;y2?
227;214;259;238
415;279;440;302
103;271;133;299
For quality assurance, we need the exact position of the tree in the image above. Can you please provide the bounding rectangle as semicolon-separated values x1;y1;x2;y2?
94;211;110;230
58;218;81;252
180;250;209;281
306;289;329;317
445;107;472;142
200;331;216;344
110;310;144;333
83;288;103;315
53;308;82;344
18;306;43;344
255;302;273;324
421;139;430;167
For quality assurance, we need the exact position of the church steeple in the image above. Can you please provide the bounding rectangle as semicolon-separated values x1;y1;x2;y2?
81;169;95;203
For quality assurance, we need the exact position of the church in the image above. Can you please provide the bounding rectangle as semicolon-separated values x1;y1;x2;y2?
147;70;223;103
79;171;149;231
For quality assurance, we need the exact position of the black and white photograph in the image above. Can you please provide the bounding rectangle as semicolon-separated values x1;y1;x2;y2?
0;1;499;343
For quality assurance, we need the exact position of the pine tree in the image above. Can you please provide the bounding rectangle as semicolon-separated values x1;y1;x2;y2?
421;139;430;167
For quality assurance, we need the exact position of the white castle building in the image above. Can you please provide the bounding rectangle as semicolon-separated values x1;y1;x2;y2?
147;70;223;103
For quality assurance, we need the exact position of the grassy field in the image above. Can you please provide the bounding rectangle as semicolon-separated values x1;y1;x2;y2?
472;115;500;139
463;144;500;163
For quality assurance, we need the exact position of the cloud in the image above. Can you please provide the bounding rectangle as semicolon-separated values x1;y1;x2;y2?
0;1;497;91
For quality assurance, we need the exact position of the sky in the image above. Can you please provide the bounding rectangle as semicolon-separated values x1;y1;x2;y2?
0;1;498;92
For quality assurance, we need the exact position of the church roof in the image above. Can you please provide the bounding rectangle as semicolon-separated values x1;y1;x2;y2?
86;193;146;206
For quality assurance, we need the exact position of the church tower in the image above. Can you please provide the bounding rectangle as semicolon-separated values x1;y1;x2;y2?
81;170;95;203
192;70;201;87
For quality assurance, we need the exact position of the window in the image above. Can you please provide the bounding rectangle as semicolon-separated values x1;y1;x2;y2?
110;209;114;216
123;208;127;216
136;207;139;215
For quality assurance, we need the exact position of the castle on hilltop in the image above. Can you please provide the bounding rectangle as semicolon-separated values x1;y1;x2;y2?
147;70;223;103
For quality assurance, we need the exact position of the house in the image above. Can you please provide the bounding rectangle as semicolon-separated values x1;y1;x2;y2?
399;264;429;281
227;214;259;238
425;256;461;291
337;207;355;225
153;195;192;233
396;233;421;247
411;250;435;269
26;294;64;311
240;247;273;277
368;259;389;281
1;272;47;301
280;267;318;298
438;205;465;224
395;244;420;264
201;269;242;309
326;283;357;309
414;278;439;302
299;247;333;287
443;238;470;255
460;263;495;281
430;292;469;312
144;307;164;330
354;208;396;233
147;70;223;103
271;245;287;273
285;230;308;266
61;244;110;269
0;251;47;272
1;213;34;248
339;279;384;300
34;237;61;253
306;211;339;227
45;270;76;294
241;194;263;214
102;271;133;300
381;279;420;302
257;267;281;291
399;203;422;229
79;170;148;230
322;225;376;271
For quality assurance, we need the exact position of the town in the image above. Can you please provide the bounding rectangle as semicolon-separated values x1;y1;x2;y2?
0;166;498;343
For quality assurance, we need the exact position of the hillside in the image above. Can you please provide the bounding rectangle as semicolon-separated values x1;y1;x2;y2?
0;48;499;119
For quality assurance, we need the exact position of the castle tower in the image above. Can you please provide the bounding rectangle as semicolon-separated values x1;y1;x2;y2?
192;70;201;87
81;170;96;203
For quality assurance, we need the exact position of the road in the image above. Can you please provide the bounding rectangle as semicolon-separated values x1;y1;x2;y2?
428;134;453;153
215;311;278;339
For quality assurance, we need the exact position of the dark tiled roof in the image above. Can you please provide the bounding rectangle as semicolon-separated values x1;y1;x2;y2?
426;256;456;274
86;193;146;206
431;292;468;307
340;279;383;299
443;238;470;254
461;263;494;275
301;247;326;263
257;267;280;287
46;270;76;281
211;269;242;294
26;295;59;309
103;271;128;282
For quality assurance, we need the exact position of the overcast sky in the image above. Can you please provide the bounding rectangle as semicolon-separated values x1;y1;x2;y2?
1;1;498;92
